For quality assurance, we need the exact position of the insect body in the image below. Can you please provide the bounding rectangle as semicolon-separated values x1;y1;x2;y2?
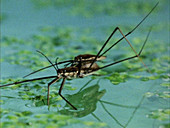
23;54;106;78
58;63;100;78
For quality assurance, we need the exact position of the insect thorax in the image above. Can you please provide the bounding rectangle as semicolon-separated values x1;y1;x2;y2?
57;63;99;78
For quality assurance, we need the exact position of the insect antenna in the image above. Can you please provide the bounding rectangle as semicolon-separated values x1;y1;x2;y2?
0;51;61;88
23;59;73;78
36;50;58;74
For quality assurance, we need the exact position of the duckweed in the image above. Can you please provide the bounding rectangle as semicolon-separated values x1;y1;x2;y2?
147;109;170;121
1;1;168;127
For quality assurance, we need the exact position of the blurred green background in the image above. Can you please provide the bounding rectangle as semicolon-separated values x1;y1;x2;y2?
1;0;169;128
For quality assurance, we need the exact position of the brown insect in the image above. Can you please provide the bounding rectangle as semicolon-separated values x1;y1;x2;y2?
0;3;158;110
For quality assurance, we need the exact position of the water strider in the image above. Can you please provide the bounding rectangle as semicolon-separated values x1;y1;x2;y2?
0;3;158;110
23;2;159;78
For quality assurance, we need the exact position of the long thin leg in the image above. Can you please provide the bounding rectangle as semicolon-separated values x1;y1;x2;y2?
37;50;63;106
0;75;57;87
118;27;150;72
88;27;144;72
100;2;158;57
47;77;60;107
88;2;158;71
88;27;119;70
59;77;77;110
97;28;151;71
98;55;138;70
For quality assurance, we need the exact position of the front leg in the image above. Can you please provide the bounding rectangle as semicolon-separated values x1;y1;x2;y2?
47;77;60;108
59;77;77;110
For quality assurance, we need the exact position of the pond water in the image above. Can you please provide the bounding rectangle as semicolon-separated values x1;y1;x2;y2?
1;0;169;128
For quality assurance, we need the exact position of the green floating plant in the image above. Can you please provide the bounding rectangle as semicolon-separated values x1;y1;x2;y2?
147;109;170;121
161;83;170;88
105;72;129;85
145;91;170;99
1;108;107;128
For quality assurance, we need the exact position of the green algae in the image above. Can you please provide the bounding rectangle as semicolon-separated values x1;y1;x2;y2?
1;1;169;127
147;109;170;121
1;109;107;128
